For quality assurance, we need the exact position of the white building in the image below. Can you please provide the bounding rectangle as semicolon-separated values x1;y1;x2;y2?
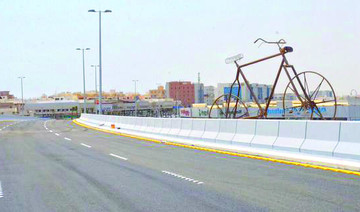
215;82;271;103
204;86;215;105
194;83;204;103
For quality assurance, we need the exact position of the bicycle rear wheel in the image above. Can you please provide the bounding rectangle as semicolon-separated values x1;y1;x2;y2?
209;94;249;119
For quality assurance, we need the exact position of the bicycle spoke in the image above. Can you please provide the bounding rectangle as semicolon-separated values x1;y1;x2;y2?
304;73;311;96
310;108;314;119
310;78;324;100
288;84;296;94
315;99;336;104
314;104;324;119
215;102;225;117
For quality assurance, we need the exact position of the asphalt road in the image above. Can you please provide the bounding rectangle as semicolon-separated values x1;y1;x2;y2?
0;119;359;212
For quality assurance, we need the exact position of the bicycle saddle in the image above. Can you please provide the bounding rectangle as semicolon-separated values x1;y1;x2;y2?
225;53;244;64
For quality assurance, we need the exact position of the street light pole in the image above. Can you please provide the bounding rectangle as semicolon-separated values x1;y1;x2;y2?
91;65;99;93
133;80;138;116
76;48;90;113
18;76;25;115
88;9;112;115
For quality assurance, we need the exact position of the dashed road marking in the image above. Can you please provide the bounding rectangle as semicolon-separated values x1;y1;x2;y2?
80;143;92;148
162;171;204;185
109;153;128;161
55;133;60;136
64;137;72;141
49;130;53;133
0;181;3;198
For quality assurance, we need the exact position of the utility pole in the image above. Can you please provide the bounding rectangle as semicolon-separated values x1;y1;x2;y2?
133;80;138;116
18;77;25;115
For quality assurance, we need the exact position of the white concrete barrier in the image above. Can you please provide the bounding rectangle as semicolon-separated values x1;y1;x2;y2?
216;119;237;145
273;120;307;152
126;117;137;130
106;115;117;127
201;120;220;142
134;117;145;131
167;119;182;136
77;114;360;168
115;116;124;129
159;119;172;135
142;118;155;133
119;116;131;130
177;119;192;138
300;121;340;156
251;120;279;148
333;122;360;160
188;119;206;139
152;118;163;134
80;113;89;121
232;120;256;146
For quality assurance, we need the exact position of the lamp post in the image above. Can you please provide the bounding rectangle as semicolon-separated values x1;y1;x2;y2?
133;80;138;116
88;9;112;114
91;65;99;93
76;48;90;113
18;76;25;115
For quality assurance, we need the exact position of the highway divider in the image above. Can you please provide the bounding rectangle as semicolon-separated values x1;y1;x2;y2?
76;114;360;171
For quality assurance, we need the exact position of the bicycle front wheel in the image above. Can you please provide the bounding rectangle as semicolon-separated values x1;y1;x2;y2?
282;71;337;120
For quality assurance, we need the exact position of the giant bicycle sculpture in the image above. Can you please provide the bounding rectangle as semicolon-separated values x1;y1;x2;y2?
209;38;337;120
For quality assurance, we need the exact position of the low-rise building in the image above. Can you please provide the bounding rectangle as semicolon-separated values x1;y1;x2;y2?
165;81;195;107
147;85;166;99
24;100;95;118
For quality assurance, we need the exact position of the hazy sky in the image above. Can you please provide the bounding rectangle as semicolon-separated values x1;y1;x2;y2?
1;0;359;98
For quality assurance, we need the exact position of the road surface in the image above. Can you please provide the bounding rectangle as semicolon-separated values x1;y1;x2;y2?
0;119;359;211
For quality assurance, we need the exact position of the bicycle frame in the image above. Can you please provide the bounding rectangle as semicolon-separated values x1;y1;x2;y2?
226;46;315;119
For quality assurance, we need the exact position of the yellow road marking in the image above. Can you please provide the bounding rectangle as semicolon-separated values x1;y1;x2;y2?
72;119;360;177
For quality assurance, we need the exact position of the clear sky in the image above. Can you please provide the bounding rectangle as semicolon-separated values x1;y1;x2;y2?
1;0;359;98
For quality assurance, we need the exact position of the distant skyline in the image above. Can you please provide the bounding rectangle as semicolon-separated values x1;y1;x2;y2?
1;0;359;98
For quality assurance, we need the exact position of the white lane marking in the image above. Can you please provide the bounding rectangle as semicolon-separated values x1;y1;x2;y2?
80;143;92;148
55;133;60;136
64;137;72;141
0;181;3;198
109;153;128;161
162;171;204;185
49;130;53;133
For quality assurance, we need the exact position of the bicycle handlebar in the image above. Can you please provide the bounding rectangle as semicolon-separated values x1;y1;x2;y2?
254;38;286;45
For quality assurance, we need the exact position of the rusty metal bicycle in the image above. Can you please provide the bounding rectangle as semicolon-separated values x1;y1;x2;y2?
209;38;337;119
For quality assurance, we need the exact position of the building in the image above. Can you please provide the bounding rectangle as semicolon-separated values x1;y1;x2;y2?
166;81;195;107
24;100;95;118
245;83;272;103
0;91;14;100
204;86;215;105
110;98;179;117
147;85;166;99
216;82;272;103
215;82;247;102
194;83;204;103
